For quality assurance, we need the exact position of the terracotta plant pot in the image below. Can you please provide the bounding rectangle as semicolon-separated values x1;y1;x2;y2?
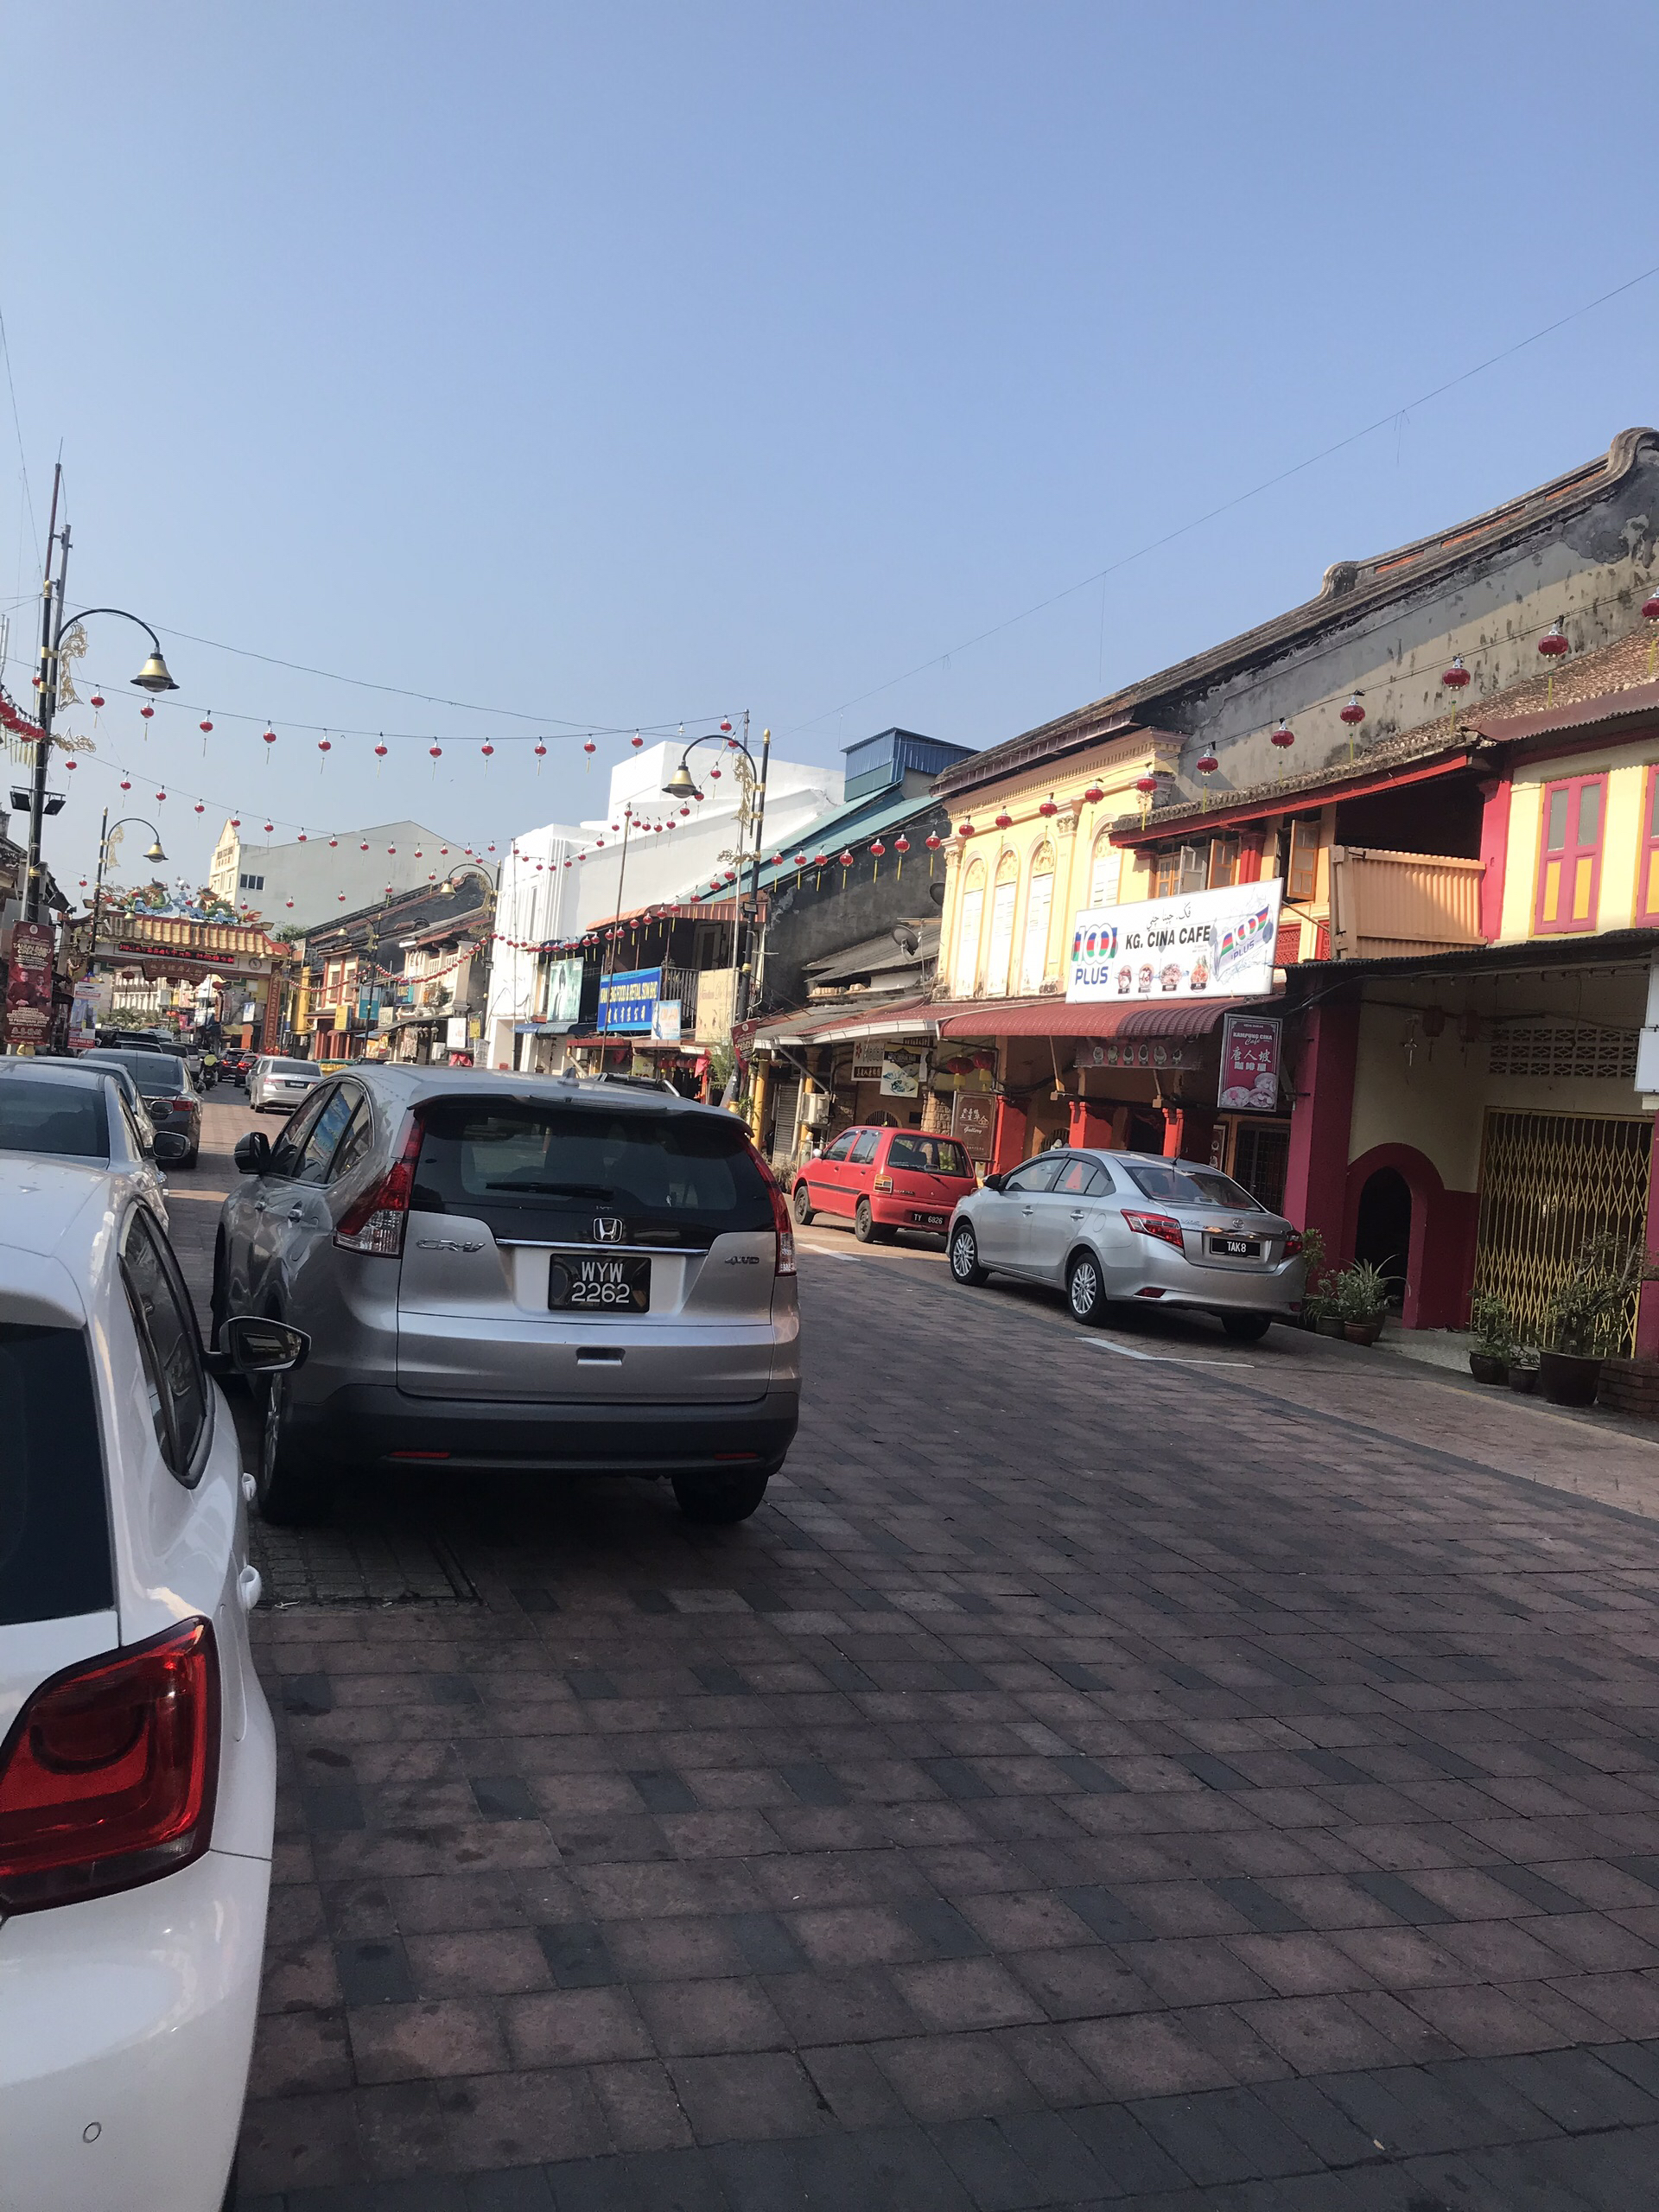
1509;1365;1537;1394
1344;1318;1384;1346
1539;1350;1603;1408
1468;1351;1508;1384
1316;1315;1346;1338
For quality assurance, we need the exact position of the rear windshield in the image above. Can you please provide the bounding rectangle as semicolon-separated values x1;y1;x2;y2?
270;1060;316;1077
0;1324;113;1625
1123;1161;1264;1211
413;1099;773;1243
86;1052;189;1094
887;1135;970;1177
0;1080;109;1158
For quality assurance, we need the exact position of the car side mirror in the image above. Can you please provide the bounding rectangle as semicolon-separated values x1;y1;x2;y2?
233;1130;271;1175
216;1313;310;1376
983;1172;1006;1192
151;1129;192;1165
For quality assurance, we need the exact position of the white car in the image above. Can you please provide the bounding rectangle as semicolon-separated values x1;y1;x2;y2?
247;1055;322;1116
0;1059;183;1229
0;1156;306;2211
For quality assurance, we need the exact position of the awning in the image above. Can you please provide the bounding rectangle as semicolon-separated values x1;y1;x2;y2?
938;995;1268;1040
748;995;940;1049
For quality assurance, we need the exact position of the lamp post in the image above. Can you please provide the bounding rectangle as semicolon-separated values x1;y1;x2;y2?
83;810;167;1040
26;463;177;925
662;713;772;1026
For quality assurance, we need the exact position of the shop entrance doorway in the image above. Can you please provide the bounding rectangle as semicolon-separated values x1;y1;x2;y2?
1475;1109;1649;1354
1354;1166;1412;1305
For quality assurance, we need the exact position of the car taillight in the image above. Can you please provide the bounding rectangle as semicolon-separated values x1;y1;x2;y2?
748;1144;797;1275
0;1617;219;1914
873;1175;893;1193
170;1096;195;1113
334;1110;423;1255
1122;1209;1185;1252
1283;1230;1304;1258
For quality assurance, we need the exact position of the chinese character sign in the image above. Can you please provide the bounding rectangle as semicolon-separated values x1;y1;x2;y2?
1218;1014;1281;1111
1067;880;1283;1003
5;920;55;1046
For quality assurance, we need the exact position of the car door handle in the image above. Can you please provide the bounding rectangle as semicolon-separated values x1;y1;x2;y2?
1021;1205;1034;1215
1069;1209;1084;1219
252;1199;268;1214
286;1206;305;1223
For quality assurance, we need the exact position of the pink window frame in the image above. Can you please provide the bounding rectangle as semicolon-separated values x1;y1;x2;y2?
1533;772;1606;935
1639;764;1659;925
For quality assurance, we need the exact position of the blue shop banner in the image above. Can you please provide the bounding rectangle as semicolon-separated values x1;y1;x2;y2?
597;966;662;1033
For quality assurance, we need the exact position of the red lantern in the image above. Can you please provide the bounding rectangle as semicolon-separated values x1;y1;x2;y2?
1270;721;1294;750
894;835;910;854
631;734;644;749
1643;588;1659;623
994;812;1013;830
480;743;494;759
1039;796;1058;817
794;852;807;867
140;704;154;721
1339;693;1366;726
318;737;332;756
338;892;346;902
1196;751;1218;775
90;694;104;709
374;741;387;760
1135;773;1160;795
957;820;976;838
534;741;546;760
583;739;596;757
709;766;721;780
328;836;337;847
264;822;274;834
925;832;942;850
286;899;295;910
230;816;240;828
429;744;442;760
262;728;276;746
720;718;733;733
1538;622;1569;658
870;839;887;857
1083;784;1104;804
200;718;213;734
156;789;167;802
1441;655;1471;691
814;852;828;868
65;757;76;771
360;840;370;850
194;801;205;814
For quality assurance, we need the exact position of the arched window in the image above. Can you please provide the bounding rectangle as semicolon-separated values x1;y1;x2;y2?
985;850;1020;998
952;858;986;997
1089;829;1120;910
1020;843;1056;992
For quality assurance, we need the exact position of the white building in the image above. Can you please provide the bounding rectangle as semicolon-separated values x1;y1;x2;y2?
208;817;480;928
482;817;583;1069
573;742;842;932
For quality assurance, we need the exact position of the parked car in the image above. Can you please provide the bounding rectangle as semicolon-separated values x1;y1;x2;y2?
247;1055;322;1115
792;1126;979;1243
0;1157;304;2211
77;1050;204;1166
215;1066;799;1527
946;1147;1306;1339
0;1058;187;1225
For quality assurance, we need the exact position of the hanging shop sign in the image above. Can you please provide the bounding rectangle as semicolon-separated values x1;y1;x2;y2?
1066;878;1283;1004
879;1047;926;1097
543;957;584;1028
1217;1013;1281;1111
5;920;55;1046
597;966;662;1033
951;1090;996;1160
849;1045;884;1082
68;973;111;1051
446;1015;470;1050
1075;1039;1194;1071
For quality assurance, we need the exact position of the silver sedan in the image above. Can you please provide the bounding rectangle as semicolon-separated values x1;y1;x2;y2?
946;1147;1306;1340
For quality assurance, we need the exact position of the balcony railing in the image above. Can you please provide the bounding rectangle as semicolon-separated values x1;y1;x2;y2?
1327;846;1485;961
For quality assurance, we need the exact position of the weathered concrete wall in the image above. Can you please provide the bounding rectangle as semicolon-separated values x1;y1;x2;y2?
760;801;951;1010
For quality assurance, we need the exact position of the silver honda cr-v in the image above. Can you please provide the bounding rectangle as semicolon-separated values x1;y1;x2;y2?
214;1067;799;1526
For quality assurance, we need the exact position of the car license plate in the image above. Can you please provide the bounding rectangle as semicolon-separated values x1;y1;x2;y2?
912;1211;947;1227
1212;1236;1262;1258
549;1254;651;1311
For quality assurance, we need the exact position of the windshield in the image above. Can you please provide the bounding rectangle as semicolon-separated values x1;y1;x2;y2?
0;1324;113;1625
0;1079;109;1158
887;1135;971;1177
84;1052;190;1094
413;1099;774;1244
1123;1160;1265;1211
270;1060;317;1077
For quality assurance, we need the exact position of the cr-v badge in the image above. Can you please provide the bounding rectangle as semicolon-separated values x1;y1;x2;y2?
416;1237;483;1253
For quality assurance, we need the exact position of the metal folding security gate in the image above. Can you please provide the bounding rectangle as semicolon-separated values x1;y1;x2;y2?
1474;1109;1651;1353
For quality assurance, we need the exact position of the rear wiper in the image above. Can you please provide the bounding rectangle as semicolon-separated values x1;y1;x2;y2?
486;1180;615;1197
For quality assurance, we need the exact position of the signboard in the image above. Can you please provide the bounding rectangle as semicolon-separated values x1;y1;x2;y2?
68;973;111;1051
1067;878;1283;1004
1076;1039;1195;1071
543;957;583;1029
849;1045;883;1082
1218;1013;1281;1111
5;920;55;1046
597;966;662;1033
652;999;683;1046
952;1090;996;1161
879;1047;925;1098
446;1014;470;1049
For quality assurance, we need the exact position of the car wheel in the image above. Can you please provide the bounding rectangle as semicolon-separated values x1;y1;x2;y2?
1067;1250;1109;1326
792;1182;815;1226
185;1145;200;1168
256;1370;329;1525
1221;1312;1274;1342
854;1197;877;1243
950;1222;987;1286
671;1465;772;1524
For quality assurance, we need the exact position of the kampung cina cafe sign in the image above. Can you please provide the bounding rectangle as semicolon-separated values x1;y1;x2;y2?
1067;879;1283;1003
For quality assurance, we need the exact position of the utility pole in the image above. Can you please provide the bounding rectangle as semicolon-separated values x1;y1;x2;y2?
734;717;772;1027
25;466;67;926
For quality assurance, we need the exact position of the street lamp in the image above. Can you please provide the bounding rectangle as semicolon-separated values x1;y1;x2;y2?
85;809;167;963
661;715;773;1026
24;463;178;925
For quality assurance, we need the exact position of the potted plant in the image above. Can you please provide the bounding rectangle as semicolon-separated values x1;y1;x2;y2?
1509;1344;1540;1394
1334;1258;1391;1345
1466;1291;1513;1384
1296;1229;1330;1330
1540;1235;1645;1407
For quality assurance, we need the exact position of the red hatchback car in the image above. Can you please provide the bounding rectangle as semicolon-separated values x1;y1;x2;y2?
792;1125;980;1242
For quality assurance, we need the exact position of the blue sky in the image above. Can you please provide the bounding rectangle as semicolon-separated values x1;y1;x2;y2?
3;2;1658;895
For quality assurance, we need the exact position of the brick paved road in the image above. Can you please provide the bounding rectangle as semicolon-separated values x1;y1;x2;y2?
177;1097;1659;2209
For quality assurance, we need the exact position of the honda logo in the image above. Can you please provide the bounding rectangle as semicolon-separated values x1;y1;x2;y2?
593;1216;625;1243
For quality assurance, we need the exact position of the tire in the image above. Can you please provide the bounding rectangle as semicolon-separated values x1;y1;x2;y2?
185;1146;200;1168
256;1370;330;1525
949;1222;988;1286
672;1466;772;1524
792;1182;816;1226
854;1198;877;1243
1067;1249;1109;1326
1221;1312;1274;1343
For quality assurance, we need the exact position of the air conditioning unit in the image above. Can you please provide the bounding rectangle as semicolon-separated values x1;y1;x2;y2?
800;1090;830;1128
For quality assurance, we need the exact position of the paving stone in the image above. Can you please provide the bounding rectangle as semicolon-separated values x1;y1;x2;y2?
335;1937;416;2006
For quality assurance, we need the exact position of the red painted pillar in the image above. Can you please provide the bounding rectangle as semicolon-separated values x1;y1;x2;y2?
1237;833;1264;886
1478;778;1510;942
991;1095;1028;1171
1069;1098;1116;1147
1283;995;1360;1255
